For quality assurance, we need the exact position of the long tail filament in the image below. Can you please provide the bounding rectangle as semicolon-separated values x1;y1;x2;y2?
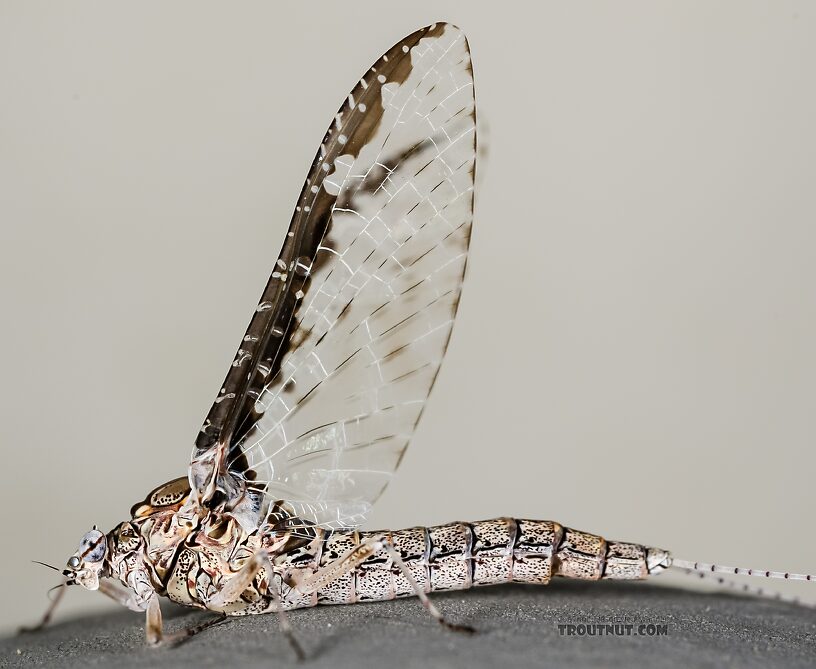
670;558;816;608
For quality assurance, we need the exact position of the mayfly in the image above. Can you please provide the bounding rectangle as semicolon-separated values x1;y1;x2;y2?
22;23;815;655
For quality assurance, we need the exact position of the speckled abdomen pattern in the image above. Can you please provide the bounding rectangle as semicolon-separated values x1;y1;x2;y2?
313;518;669;606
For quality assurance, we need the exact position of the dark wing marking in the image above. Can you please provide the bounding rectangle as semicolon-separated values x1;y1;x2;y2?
189;24;475;530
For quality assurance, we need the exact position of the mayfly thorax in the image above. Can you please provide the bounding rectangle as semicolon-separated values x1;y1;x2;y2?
21;22;815;655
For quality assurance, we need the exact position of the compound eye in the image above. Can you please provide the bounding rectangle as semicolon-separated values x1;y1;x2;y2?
79;529;107;562
67;556;81;569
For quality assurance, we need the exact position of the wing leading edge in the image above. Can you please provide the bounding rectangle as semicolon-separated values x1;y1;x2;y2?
190;23;476;530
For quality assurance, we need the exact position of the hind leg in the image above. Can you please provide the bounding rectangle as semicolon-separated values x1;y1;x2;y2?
293;535;474;633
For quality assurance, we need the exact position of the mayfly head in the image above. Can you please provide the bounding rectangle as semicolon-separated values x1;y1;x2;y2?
63;527;108;590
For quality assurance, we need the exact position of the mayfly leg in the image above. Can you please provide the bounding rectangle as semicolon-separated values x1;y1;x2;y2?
293;536;385;595
145;596;228;648
380;541;476;634
98;579;149;612
18;580;68;634
294;535;474;634
20;576;155;635
205;549;305;661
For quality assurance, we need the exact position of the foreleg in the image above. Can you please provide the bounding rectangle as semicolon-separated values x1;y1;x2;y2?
18;580;68;634
20;578;148;634
98;579;147;612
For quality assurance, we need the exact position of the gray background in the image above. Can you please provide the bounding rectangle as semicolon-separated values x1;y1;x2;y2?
6;583;816;669
1;0;814;635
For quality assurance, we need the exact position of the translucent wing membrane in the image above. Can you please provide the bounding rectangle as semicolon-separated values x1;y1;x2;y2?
190;23;476;531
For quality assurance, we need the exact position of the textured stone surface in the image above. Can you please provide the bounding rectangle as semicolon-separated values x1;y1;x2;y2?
3;581;815;669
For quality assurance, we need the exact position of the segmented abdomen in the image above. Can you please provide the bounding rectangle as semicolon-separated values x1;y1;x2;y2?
309;518;670;606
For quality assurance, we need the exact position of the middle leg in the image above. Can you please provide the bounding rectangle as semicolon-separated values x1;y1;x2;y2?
206;549;305;661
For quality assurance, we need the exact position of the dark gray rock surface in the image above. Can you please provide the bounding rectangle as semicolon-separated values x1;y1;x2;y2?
3;581;814;669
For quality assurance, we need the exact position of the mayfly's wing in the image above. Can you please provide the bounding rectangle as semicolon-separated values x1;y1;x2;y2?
190;23;476;529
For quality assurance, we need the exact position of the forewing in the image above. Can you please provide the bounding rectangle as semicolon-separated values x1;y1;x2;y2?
191;23;476;529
